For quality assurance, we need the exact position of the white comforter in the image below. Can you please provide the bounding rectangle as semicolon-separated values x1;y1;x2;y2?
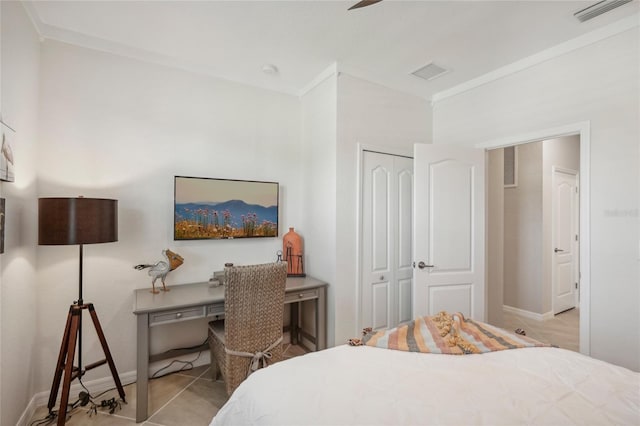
211;345;639;425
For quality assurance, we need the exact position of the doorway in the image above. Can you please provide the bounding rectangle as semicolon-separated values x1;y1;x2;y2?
487;135;581;352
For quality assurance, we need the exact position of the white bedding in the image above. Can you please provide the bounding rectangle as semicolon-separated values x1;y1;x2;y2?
211;345;640;425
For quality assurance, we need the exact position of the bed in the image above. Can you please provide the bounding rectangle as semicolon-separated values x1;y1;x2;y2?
211;316;640;425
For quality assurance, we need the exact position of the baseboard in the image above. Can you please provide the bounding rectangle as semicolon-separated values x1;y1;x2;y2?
19;351;211;424
16;394;39;426
503;305;553;321
30;370;139;413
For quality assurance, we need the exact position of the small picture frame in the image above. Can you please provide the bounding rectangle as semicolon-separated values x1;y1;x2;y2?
0;117;15;183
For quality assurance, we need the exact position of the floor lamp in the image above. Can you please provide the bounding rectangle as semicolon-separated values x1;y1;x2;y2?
38;197;126;425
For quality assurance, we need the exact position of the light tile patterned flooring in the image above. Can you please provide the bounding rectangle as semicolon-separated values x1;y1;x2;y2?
28;344;308;426
502;308;579;352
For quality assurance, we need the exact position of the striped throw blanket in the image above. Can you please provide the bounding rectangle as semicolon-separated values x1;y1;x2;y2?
349;311;551;354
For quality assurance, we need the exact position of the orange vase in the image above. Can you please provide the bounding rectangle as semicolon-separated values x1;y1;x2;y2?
283;227;305;277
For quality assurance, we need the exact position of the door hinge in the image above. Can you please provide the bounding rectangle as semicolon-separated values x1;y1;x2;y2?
575;282;578;289
575;234;579;241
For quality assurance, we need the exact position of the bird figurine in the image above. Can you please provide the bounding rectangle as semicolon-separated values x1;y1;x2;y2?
134;249;184;294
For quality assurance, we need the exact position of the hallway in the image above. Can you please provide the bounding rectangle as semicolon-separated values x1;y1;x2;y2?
503;308;579;352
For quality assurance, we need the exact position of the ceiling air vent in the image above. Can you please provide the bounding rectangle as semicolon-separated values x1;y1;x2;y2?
411;62;449;81
574;0;632;22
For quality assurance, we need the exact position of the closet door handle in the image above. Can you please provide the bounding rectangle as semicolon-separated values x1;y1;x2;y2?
554;248;564;253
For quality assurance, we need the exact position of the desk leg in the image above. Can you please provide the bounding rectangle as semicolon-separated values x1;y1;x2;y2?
290;302;299;345
136;313;149;423
317;286;327;350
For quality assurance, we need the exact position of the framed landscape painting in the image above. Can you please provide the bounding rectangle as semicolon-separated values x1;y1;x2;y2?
0;120;15;183
174;176;279;240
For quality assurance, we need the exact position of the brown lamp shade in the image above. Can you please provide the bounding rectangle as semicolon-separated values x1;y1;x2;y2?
38;198;118;245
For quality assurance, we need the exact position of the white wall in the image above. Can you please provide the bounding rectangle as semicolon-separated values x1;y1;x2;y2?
503;142;543;313
335;74;430;343
434;28;639;370
35;40;302;395
300;74;338;346
0;2;40;424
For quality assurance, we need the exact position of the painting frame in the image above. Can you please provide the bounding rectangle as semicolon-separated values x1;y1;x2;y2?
0;117;15;183
174;176;279;240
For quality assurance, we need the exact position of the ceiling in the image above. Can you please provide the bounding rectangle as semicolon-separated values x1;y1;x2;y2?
24;0;639;99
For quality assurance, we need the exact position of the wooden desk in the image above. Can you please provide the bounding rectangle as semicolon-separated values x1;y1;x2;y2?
133;276;327;423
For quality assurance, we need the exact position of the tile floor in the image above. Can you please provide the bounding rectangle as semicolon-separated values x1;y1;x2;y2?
28;344;308;426
502;308;579;352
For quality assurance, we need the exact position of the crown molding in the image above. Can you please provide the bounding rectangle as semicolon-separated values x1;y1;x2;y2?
21;1;45;36
432;13;639;104
21;2;639;104
297;63;338;98
19;1;301;97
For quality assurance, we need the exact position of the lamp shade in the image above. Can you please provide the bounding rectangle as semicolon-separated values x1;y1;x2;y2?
38;197;118;245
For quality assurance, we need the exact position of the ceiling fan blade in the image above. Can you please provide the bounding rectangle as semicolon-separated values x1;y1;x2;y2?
348;0;383;11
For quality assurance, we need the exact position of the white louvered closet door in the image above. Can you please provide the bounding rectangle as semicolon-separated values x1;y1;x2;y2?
361;151;413;331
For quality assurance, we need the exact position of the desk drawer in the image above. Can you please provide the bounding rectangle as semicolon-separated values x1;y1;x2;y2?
285;289;319;303
149;306;204;326
206;302;225;321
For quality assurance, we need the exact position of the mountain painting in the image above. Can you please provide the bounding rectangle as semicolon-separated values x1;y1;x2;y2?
174;176;278;240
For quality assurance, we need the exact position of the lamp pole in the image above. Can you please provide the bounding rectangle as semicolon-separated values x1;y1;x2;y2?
77;243;84;376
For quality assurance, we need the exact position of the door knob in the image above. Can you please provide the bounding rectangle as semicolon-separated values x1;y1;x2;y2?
416;261;434;269
379;275;385;280
554;248;564;253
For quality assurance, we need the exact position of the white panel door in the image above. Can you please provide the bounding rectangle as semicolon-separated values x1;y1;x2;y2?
553;169;579;314
413;144;485;319
362;151;413;330
396;163;414;324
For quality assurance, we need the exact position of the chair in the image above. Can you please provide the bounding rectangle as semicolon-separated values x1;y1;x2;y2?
208;262;287;395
